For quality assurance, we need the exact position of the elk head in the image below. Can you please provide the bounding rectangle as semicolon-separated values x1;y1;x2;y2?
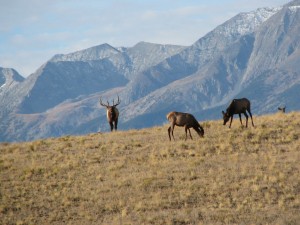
99;96;121;131
278;106;286;113
222;111;230;125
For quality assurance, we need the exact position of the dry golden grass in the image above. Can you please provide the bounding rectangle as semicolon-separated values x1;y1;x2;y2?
1;112;300;225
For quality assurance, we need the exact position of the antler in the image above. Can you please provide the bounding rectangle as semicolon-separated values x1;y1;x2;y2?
112;95;121;107
100;96;120;107
99;97;109;107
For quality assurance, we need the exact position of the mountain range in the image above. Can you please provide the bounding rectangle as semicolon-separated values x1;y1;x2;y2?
1;0;300;142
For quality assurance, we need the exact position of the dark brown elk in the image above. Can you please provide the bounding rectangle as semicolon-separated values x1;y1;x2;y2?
167;111;204;141
222;98;254;128
99;96;120;131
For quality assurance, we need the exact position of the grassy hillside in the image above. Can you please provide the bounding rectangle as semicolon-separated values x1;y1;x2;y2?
1;112;300;224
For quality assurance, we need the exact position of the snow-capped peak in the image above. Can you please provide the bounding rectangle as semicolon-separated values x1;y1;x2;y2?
50;43;120;62
217;7;282;37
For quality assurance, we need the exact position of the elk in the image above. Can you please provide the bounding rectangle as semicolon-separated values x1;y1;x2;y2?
222;98;254;128
167;111;204;141
278;106;286;113
99;96;120;131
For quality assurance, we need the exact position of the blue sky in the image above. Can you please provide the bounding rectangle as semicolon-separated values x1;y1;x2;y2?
0;0;290;77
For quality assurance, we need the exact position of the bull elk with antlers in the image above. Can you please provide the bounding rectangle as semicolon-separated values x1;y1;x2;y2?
99;96;121;131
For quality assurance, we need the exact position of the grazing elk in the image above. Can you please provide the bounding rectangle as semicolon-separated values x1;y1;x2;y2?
99;96;121;131
167;111;204;141
222;98;254;128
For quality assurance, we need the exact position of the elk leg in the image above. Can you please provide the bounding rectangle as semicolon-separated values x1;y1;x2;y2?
114;118;118;131
109;122;114;131
243;112;249;128
248;110;254;127
229;116;233;128
168;127;172;141
184;126;188;140
184;126;192;140
239;113;243;126
188;128;193;140
169;124;175;141
172;125;176;141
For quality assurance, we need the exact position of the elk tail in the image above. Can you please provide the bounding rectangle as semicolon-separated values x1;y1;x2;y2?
166;112;173;121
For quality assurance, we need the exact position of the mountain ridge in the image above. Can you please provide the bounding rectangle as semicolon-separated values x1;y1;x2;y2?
1;1;300;142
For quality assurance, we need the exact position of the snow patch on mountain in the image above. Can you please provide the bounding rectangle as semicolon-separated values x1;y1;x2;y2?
51;43;120;62
215;7;281;37
0;67;24;91
289;5;300;12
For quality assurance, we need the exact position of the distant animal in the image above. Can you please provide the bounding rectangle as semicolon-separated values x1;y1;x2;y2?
166;111;204;141
222;98;254;128
278;106;286;113
99;96;120;131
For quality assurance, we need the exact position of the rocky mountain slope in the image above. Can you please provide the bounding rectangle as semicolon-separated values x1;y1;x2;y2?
1;0;300;142
0;68;25;115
